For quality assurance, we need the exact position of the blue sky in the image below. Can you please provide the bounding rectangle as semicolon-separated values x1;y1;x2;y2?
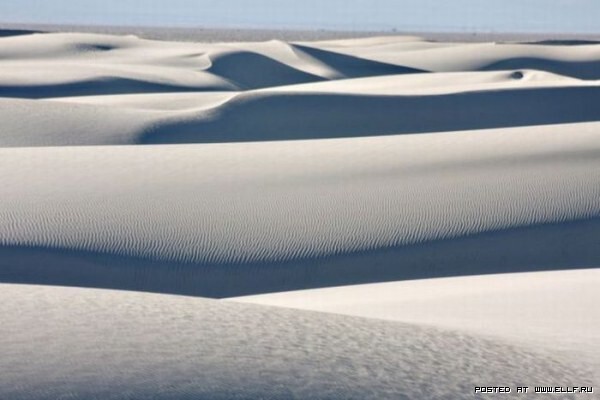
1;0;598;33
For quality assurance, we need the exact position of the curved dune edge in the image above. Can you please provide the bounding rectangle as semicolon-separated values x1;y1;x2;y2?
231;269;600;377
304;38;600;80
1;32;600;147
1;72;599;146
142;85;600;144
0;284;595;399
0;124;599;297
1;31;599;397
1;218;599;299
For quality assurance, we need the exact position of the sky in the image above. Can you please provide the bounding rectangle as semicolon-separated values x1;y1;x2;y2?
1;0;599;33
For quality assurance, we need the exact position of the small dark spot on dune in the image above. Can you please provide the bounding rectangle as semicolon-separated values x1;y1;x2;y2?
89;44;115;51
76;44;115;52
511;71;524;80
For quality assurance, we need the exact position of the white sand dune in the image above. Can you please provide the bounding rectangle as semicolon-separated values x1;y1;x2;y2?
1;30;599;397
0;71;599;146
1;33;600;147
305;37;600;79
0;33;423;98
0;123;598;297
142;83;600;144
0;284;595;400
232;269;600;377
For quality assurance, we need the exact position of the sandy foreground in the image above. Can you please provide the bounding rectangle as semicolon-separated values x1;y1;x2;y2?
0;30;599;399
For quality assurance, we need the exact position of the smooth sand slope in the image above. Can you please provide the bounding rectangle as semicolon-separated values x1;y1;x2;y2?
1;30;599;397
0;123;599;297
0;284;595;400
233;269;600;377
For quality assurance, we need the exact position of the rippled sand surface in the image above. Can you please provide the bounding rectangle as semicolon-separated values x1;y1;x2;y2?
0;30;598;398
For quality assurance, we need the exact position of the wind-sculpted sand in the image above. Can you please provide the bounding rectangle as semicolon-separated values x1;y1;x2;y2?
0;123;599;297
0;30;598;398
0;284;595;400
232;269;600;379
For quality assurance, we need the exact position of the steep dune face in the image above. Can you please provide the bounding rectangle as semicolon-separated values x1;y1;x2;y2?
144;85;600;144
290;43;426;77
205;50;326;89
2;71;599;147
0;284;595;400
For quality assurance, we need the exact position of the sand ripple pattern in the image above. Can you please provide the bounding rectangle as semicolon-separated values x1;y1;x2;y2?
1;30;600;398
0;123;598;297
0;32;599;295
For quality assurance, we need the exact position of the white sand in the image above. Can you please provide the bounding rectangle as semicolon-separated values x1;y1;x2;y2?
0;123;598;297
0;283;595;399
1;33;599;146
303;37;600;79
1;31;599;398
232;269;600;376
